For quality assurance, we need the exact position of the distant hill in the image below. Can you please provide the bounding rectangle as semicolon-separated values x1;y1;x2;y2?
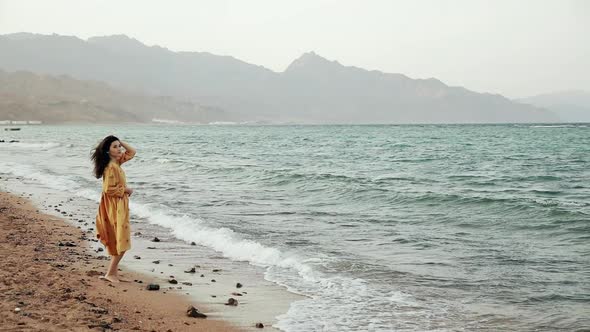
518;90;590;122
0;32;560;124
0;70;231;123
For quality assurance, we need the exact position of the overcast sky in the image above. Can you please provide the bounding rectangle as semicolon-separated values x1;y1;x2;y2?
0;0;587;98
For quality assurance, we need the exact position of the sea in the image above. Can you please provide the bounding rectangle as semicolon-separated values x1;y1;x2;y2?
1;123;588;331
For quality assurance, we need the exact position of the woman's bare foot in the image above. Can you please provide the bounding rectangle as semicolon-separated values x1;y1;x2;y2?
99;275;120;283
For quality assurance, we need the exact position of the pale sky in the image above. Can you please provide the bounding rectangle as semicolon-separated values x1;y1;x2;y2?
0;0;588;98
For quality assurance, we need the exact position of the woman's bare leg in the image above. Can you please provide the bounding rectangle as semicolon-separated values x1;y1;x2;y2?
113;254;130;282
103;251;125;283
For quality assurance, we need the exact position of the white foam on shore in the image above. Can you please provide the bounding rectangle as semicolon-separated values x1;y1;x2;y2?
0;161;79;192
130;202;316;275
130;201;414;331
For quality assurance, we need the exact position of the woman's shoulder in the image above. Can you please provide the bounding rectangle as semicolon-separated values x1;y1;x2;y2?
105;162;122;172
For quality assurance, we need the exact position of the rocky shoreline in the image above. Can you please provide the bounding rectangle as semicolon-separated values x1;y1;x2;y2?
0;191;243;331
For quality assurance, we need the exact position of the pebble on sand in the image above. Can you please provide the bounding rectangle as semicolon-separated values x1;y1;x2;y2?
225;298;238;306
186;305;207;318
146;284;160;291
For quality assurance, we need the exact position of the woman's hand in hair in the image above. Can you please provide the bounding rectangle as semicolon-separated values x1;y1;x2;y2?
125;187;134;196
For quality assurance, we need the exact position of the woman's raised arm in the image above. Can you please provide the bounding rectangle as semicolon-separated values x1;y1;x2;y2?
119;141;136;165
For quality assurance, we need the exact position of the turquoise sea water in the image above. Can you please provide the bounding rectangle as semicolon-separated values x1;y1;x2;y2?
1;123;589;331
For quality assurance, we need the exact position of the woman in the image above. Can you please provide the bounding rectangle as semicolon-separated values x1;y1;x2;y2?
91;135;136;283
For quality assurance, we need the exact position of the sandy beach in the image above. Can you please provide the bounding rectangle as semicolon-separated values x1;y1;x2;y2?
0;191;244;331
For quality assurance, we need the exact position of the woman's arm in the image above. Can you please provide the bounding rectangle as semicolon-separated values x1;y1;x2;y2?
120;140;136;156
119;140;136;165
104;167;126;198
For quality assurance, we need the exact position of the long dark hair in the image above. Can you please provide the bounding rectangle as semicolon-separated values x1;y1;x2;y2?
91;135;119;179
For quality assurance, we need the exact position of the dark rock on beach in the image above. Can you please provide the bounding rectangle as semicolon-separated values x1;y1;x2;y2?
225;298;238;306
90;307;109;314
146;284;160;291
88;322;112;329
186;305;207;318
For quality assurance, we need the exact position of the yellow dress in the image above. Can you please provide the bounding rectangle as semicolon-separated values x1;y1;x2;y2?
95;150;135;256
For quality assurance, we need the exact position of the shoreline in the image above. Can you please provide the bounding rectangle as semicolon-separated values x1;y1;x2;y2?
0;191;246;331
0;170;303;331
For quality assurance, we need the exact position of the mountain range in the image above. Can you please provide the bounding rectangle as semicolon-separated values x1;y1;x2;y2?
0;69;230;123
0;32;565;124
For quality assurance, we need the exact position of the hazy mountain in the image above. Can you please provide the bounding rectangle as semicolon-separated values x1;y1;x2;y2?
279;52;557;123
518;90;590;122
0;32;559;124
0;69;231;123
